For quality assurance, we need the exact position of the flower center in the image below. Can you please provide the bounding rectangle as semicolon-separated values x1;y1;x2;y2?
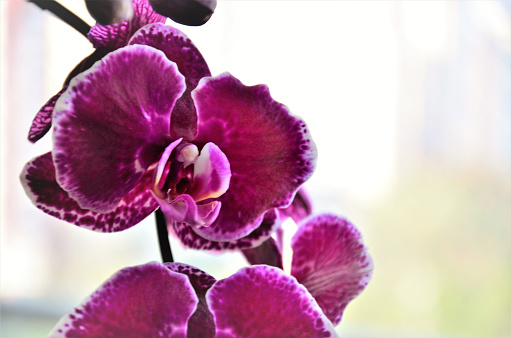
152;139;231;204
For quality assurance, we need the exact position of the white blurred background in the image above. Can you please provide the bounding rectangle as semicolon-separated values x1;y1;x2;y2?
1;0;510;336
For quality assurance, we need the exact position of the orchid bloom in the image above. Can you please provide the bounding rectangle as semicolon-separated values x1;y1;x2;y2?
21;22;316;244
49;214;373;337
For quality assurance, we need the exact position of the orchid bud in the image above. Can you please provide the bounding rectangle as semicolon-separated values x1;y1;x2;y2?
149;0;216;26
85;0;134;25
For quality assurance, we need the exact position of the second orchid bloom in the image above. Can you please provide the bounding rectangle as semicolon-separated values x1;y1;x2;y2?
21;21;316;249
50;214;373;337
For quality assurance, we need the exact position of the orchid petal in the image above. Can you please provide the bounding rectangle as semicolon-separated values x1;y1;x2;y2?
279;187;313;223
88;0;166;50
241;237;283;269
49;262;197;337
207;266;338;338
188;142;231;202
291;214;374;326
53;44;185;213
191;73;317;242
129;23;211;140
28;87;66;143
28;49;109;143
157;194;221;227
170;209;280;251
166;263;216;338
20;152;158;232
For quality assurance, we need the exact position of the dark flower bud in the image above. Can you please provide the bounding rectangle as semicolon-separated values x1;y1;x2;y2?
85;0;134;25
149;0;216;26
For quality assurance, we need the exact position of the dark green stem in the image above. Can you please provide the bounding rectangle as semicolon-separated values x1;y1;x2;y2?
28;0;91;38
155;208;174;263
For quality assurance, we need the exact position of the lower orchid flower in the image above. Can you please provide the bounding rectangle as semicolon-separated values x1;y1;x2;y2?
49;214;373;337
21;29;316;244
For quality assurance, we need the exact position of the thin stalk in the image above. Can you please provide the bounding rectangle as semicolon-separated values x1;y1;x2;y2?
28;0;91;38
155;208;174;263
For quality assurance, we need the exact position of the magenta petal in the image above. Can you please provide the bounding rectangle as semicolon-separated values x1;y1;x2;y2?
20;152;158;232
53;44;185;213
28;87;67;143
192;73;317;241
88;0;166;50
291;214;374;326
166;263;216;338
158;194;221;227
170;209;280;251
207;266;337;338
279;187;313;223
129;23;211;140
49;262;198;337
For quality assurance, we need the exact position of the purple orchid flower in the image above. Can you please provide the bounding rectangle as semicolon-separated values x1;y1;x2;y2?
28;0;167;143
21;22;316;244
49;214;373;337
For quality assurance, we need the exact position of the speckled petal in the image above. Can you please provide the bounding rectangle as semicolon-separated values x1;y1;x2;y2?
279;187;313;223
291;214;374;326
206;266;338;338
129;23;211;140
166;263;216;338
158;194;221;227
53;44;185;213
49;262;197;337
28;49;109;143
28;87;66;143
88;0;166;50
20;152;158;232
170;209;279;251
192;73;317;242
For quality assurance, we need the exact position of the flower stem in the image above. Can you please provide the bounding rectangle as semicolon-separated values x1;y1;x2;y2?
27;0;91;38
155;208;174;263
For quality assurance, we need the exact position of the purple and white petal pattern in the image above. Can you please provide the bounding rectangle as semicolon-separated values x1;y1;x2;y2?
20;152;158;232
166;263;217;338
129;23;211;140
53;44;185;213
291;214;374;326
191;73;317;242
170;209;280;251
207;266;338;338
49;262;198;337
88;0;166;50
279;187;313;224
